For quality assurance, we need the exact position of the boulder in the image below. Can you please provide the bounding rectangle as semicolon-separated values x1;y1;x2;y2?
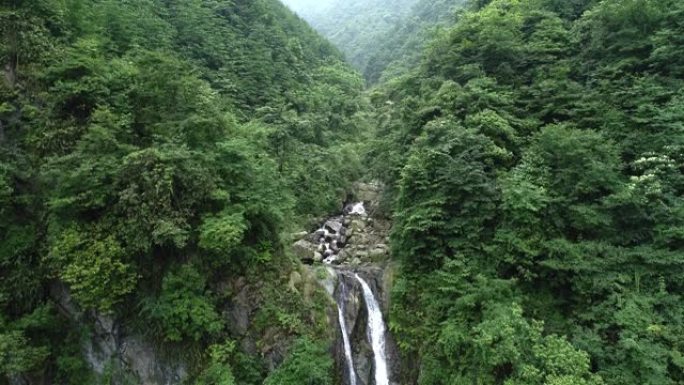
351;219;366;232
292;239;316;262
369;247;389;261
353;250;369;260
353;233;369;245
324;219;344;234
291;231;309;240
337;250;350;263
313;252;323;263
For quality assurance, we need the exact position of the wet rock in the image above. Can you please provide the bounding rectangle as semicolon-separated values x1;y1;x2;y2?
325;219;344;234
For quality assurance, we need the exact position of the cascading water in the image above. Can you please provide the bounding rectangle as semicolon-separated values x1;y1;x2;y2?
349;202;367;216
337;280;358;385
355;274;389;385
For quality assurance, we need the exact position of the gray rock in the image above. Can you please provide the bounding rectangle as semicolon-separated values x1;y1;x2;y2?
369;247;389;261
354;233;369;245
337;250;350;263
325;219;344;234
292;239;316;262
351;219;366;232
291;231;309;240
314;228;330;243
313;252;323;263
353;250;369;260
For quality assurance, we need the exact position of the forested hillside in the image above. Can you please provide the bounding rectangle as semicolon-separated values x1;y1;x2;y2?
283;0;467;83
363;0;467;84
369;0;684;384
0;0;367;384
303;0;418;81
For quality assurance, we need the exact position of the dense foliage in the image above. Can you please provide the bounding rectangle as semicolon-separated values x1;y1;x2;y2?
2;0;683;384
371;0;684;384
0;0;366;383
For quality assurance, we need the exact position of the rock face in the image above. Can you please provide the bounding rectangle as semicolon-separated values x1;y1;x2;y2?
49;283;188;385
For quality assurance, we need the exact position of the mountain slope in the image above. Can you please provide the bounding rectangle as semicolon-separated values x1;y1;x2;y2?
0;1;368;384
282;0;468;83
370;0;684;383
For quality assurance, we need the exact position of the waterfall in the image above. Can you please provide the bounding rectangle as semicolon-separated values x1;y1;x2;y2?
355;274;389;385
337;281;358;385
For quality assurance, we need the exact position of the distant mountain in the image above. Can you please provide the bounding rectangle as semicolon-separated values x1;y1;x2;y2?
283;0;467;83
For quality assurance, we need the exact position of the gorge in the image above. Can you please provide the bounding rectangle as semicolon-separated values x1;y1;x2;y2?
3;0;684;385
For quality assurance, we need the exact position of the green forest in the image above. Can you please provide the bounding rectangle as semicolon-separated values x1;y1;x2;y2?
2;0;684;384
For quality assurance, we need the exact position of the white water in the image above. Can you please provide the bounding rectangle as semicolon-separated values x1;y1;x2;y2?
355;274;389;385
337;281;358;385
349;202;366;216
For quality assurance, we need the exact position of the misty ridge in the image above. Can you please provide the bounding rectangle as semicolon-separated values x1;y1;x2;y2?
280;0;465;83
